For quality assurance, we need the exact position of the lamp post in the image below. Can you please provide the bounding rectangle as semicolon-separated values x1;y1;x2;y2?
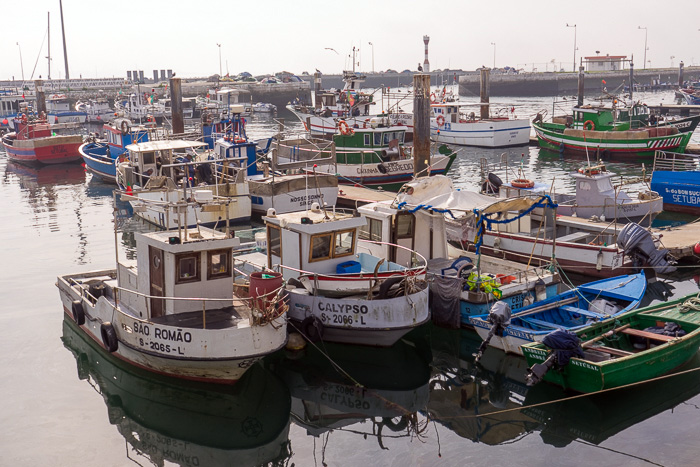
638;26;648;69
216;43;222;77
16;42;24;82
368;41;374;73
491;42;496;69
566;23;577;72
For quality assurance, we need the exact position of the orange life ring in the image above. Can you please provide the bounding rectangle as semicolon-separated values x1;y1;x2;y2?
338;120;354;136
20;113;27;124
436;115;445;127
583;120;595;130
511;179;535;189
430;93;437;103
578;167;600;175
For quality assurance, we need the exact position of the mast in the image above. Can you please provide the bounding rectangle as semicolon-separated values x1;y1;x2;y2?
47;12;51;79
59;0;69;79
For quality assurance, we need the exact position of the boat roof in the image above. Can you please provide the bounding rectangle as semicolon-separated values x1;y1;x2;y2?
264;209;365;234
126;140;207;152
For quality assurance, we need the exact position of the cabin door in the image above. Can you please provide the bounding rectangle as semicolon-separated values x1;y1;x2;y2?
149;246;165;318
391;213;415;268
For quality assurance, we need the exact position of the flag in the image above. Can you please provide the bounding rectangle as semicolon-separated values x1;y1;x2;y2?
602;79;606;84
347;91;355;107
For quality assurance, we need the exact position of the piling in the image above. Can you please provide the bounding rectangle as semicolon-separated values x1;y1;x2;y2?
34;80;46;115
413;74;431;178
170;77;184;134
577;64;584;106
480;68;490;119
314;72;322;110
629;61;634;101
679;61;685;87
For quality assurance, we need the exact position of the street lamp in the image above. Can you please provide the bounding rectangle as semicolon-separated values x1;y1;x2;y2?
491;42;496;69
16;42;25;82
638;26;648;69
216;43;222;77
566;23;577;72
368;41;374;73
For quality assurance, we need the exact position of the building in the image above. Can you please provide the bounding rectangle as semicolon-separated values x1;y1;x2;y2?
584;54;628;72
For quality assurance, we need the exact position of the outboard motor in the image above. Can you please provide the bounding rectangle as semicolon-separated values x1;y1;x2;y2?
474;301;511;362
525;329;584;386
617;223;677;274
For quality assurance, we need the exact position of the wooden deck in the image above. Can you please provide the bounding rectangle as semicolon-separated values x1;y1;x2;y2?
150;300;249;329
652;220;700;261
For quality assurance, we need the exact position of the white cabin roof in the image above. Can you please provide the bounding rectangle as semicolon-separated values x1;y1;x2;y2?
264;209;366;234
126;140;206;152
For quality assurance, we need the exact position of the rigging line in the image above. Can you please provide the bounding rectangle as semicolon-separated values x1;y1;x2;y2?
434;365;700;422
569;438;664;467
29;28;49;81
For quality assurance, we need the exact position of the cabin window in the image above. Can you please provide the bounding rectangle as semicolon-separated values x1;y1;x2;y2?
142;151;156;165
175;253;201;283
207;249;231;280
394;213;414;239
334;230;355;257
310;234;332;262
383;133;390;145
374;132;381;145
364;134;370;145
360;218;382;242
268;225;282;257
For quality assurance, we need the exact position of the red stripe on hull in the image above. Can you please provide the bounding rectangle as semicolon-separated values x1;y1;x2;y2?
4;142;82;164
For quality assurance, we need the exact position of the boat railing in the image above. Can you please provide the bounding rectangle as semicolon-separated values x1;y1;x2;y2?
653;150;700;172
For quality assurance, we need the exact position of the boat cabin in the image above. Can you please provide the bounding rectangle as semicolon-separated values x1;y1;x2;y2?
103;118;151;149
333;122;408;163
124;140;208;187
117;227;240;317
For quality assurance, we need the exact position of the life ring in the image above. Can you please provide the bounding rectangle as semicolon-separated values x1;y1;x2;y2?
583;120;595;130
20;113;27;124
101;322;118;352
338;120;353;136
578;167;601;175
71;300;85;325
511;179;535;189
436;115;445;127
39;111;46;121
301;316;324;342
430;92;437;103
120;120;130;135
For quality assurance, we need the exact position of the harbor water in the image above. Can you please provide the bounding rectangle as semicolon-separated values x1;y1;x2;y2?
2;90;700;466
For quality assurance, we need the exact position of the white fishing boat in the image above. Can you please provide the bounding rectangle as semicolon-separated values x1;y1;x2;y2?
236;206;430;346
430;101;531;147
114;93;167;122
76;97;114;123
56;212;288;384
47;93;87;124
116;139;252;228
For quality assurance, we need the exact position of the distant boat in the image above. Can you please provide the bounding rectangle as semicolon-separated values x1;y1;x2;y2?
1;113;83;164
76;97;114;123
650;150;700;215
469;271;647;356
523;292;700;393
678;88;700;105
252;102;277;113
46;93;87;124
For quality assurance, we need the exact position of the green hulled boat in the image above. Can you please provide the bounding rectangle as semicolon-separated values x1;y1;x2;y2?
533;105;692;160
522;293;700;393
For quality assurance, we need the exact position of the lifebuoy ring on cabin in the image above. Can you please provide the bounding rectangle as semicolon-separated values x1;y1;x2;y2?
20;113;27;124
430;92;437;103
583;120;595;131
511;179;535;189
436;115;445;127
578;167;601;175
120;120;130;135
338;120;353;136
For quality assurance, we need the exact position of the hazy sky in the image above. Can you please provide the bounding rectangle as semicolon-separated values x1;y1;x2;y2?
2;0;699;81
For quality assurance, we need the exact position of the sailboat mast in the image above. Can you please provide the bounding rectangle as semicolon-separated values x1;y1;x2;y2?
47;12;51;79
59;0;69;79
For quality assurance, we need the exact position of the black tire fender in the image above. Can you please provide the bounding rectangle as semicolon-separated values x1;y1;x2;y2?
100;322;118;353
301;316;324;342
71;300;85;325
378;276;405;299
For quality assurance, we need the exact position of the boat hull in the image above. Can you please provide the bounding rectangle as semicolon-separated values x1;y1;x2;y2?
650;169;700;215
80;142;120;182
286;286;430;347
3;134;83;164
431;118;531;148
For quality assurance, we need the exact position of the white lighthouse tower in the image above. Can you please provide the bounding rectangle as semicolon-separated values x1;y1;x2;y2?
423;35;430;73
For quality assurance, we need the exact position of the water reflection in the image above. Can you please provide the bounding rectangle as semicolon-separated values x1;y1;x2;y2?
62;318;292;467
268;337;432;452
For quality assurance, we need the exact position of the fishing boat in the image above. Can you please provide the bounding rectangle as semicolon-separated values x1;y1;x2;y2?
523;293;700;393
80;117;152;183
495;163;663;224
678;88;700;105
650;150;700;215
356;176;560;327
56;211;288;384
274;119;456;191
430;101;530;147
46;93;88;123
75;97;114;123
62;320;292;465
532;107;692;160
1;113;83;164
252;102;277;113
0;88;34;132
469;271;647;356
114;92;167;123
116;139;252;228
248;206;430;346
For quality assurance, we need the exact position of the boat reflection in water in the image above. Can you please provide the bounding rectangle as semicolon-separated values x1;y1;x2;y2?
268;335;432;448
4;160;86;187
428;328;539;445
522;353;700;447
61;318;292;466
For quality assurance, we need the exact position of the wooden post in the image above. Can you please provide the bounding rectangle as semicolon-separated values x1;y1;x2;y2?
170;77;184;134
313;72;322;110
34;80;46;115
413;74;431;178
479;67;490;119
577;64;584;107
679;61;685;87
629;60;634;102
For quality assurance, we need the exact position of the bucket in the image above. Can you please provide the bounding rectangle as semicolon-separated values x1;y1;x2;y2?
249;271;283;312
255;231;267;252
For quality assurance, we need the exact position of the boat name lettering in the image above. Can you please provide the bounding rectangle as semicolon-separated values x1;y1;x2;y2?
320;391;371;410
154;327;192;342
318;302;368;314
671;194;700;206
571;359;599;371
133;322;150;335
506;329;532;340
667;188;700;197
139;433;200;466
289;193;324;204
50;145;66;154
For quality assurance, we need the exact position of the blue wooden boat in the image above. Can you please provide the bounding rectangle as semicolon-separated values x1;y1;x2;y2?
678;89;700;105
650;150;700;215
79;118;151;183
469;271;647;356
